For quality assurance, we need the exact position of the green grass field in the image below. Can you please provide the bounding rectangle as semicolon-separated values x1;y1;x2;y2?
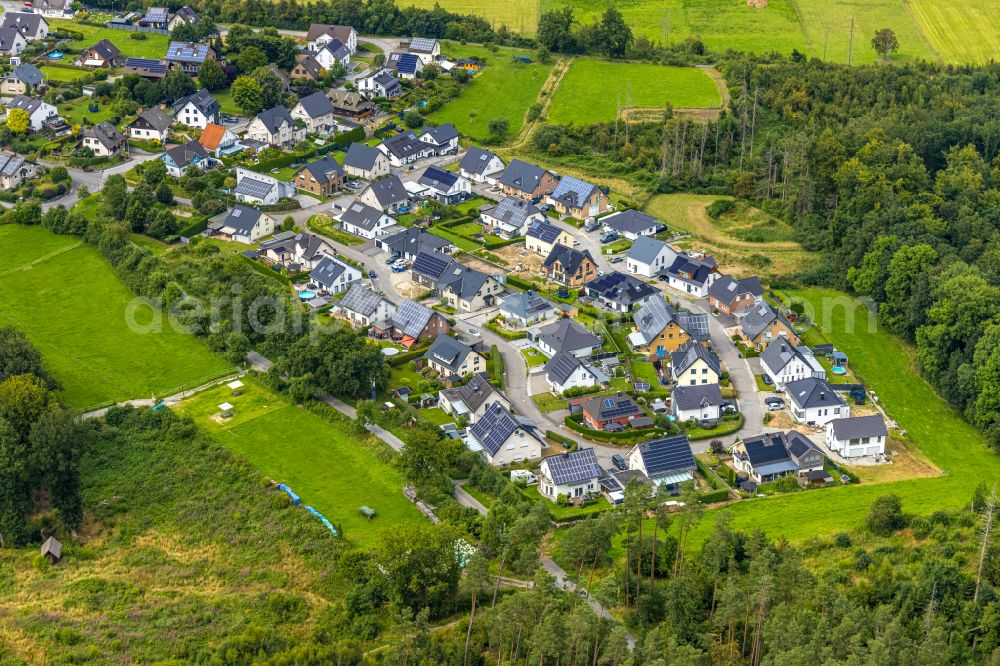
38;65;90;81
792;0;934;64
907;0;1000;64
690;287;1000;543
401;0;539;35
59;97;117;126
49;19;171;59
174;379;423;547
426;42;553;141
546;60;720;124
0;226;231;408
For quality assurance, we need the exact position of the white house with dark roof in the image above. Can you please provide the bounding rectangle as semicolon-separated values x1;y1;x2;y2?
378;130;434;167
0;152;39;191
439;372;511;424
626;236;677;278
35;0;73;18
481;196;545;239
1;12;48;41
539;448;602;501
338;284;397;328
759;342;825;389
343;142;390;180
671;384;723;422
411;252;503;312
670;340;721;386
357;68;402;98
467;402;543;466
258;231;335;270
377;227;453;261
167;5;200;30
785;377;849;426
208;205;275;244
245;105;302;147
417;166;470;204
339;200;396;239
627;434;696;491
525;220;573;256
584;271;657;313
423;333;486;379
0;27;28;55
733;431;826;484
418;124;459;155
826;415;887;458
359;175;409;213
602;209;658;240
81;121;125;157
406;37;440;64
234;167;294;206
161;140;211;177
544;352;600;394
306;23;357;54
533;318;601;359
78;38;121;68
663;252;720;297
5;95;56;131
498;290;556;327
292;91;336;134
128;106;172;142
310;255;361;295
459;146;506;184
172;89;220;129
314;39;351;70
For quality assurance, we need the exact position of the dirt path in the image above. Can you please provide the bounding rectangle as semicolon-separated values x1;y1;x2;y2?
698;64;731;109
505;56;573;152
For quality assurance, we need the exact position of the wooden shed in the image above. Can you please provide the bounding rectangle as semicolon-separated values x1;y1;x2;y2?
40;536;62;564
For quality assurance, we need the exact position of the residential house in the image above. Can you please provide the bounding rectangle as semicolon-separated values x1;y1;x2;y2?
671;383;724;423
418;123;459;155
547;175;608;219
707;274;764;315
290;91;335;134
306;23;357;54
343;142;390;180
545;352;600;394
739;302;799;351
826;415;888;458
422;333;486;380
315;38;352;70
1;63;43;96
406;37;440;64
439;372;511;424
759;342;825;389
378;130;434;167
310;255;362;295
468;402;543;466
161;140;211;177
295;156;345;196
581;392;647;431
1;13;48;41
525;220;574;256
124;57;169;80
663;252;720;297
498;290;556;327
629;295;710;360
411;252;503;312
670;340;721;386
498;159;559;200
417;166;470;204
208;205;275;243
785;377;849;426
245;105;301;148
327;89;373;120
338;284;397;328
626;236;677;278
602;209;658;240
34;0;72;18
538;448;602;502
389;52;422;79
371;298;449;348
0;28;27;56
534;318;601;359
359;175;409;213
0;152;39;190
627;434;696;492
5;95;56;131
233;166;294;205
140;6;169;29
584;271;657;313
258;231;334;271
127;106;172;142
339;200;396;239
377;227;453;262
167;5;200;31
357;68;402;98
459;146;505;184
481;197;544;239
733;431;825;484
81;121;125;157
165;41;215;76
541;244;597;287
198;123;239;157
77;38;120;68
291;54;323;81
171;89;220;129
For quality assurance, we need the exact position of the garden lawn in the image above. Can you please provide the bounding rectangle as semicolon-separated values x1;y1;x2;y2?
547;60;720;125
428;227;481;251
212;88;243;116
175;379;423;548
49;19;171;58
59;97;117;126
630;360;660;387
686;287;1000;544
38;65;90;81
426;42;553;141
532;392;566;413
0;225;231;409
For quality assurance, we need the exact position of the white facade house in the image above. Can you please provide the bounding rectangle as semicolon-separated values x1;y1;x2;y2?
671;384;723;423
208;205;275;244
306;23;357;54
0;28;28;56
459;146;506;184
538;449;602;502
826;415;887;458
626;236;677;278
339;201;396;239
785;378;849;427
171;89;220;129
759;343;826;389
406;37;440;64
544;352;599;394
1;12;48;41
310;255;362;295
5;95;56;131
338;284;397;328
468;403;543;466
233;167;294;205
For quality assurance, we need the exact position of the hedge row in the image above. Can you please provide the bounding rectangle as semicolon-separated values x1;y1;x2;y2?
388;347;426;367
484;318;527;340
699;488;730;504
685;413;744;440
545;430;576;450
260;198;301;213
240;255;291;285
563;414;664;443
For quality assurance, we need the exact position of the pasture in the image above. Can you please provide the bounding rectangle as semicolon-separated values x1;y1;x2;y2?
792;0;933;64
907;0;1000;64
546;60;720;125
400;0;540;35
0;225;231;409
175;380;423;547
426;42;553;141
49;19;171;59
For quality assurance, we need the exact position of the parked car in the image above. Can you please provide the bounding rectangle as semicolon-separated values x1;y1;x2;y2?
610;256;623;264
385;256;397;265
368;270;377;279
765;398;785;411
390;265;406;273
584;219;601;232
611;454;627;470
599;231;619;244
761;374;774;385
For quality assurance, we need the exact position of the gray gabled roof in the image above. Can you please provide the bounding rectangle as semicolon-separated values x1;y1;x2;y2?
0;27;25;52
295;91;334;118
173;88;219;117
343;142;384;171
391;299;435;338
602;209;658;234
83;121;124;150
632;295;709;343
498;159;552;194
310;255;351;288
306;23;354;43
382;227;452;255
216;204;262;235
418;165;459;192
759;342;822;376
485;196;542;230
785;378;845;410
10;63;43;87
133;105;172;132
543;244;593;275
1;12;44;37
664;252;718;285
537;318;600;355
441;372;504;414
340;200;386;231
340;284;389;317
89;38;120;61
543;448;601;485
470;402;534;455
380;130;425;159
829;415;887;440
254;105;294;134
302;155;343;183
499;290;555;320
708;274;764;307
671;383;723;411
423;333;474;373
420;123;457;145
585;271;656;308
319;38;351;61
164;139;208;167
0;152;30;177
740;302;794;341
459;146;502;175
670;340;721;377
627;235;671;265
364;175;408;207
544;351;588;387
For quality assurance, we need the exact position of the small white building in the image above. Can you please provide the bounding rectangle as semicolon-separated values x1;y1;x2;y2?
759;342;826;389
785;377;849;427
338;284;397;328
310;255;362;295
826;415;887;458
233;167;294;206
538;448;602;502
601;209;659;241
417;165;470;204
544;352;599;394
171;89;220;129
626;236;677;278
339;200;396;239
406;37;440;65
467;402;543;466
208;205;275;244
671;384;723;423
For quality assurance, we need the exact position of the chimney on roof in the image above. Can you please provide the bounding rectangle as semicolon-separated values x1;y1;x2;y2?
820;392;826;400
562;451;569;459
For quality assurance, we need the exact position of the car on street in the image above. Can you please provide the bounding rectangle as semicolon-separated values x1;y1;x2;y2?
765;397;785;411
610;256;623;263
611;454;627;470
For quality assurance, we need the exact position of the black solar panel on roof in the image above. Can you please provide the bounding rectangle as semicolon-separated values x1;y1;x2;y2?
411;251;451;277
235;177;273;199
638;435;694;477
545;448;601;485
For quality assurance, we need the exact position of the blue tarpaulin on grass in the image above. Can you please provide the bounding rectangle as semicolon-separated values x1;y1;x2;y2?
276;483;300;505
303;506;338;536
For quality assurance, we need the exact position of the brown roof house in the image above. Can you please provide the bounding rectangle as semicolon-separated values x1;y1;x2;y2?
294;156;345;197
77;38;121;68
498;159;559;200
328;89;373;120
127;106;172;143
291;54;323;81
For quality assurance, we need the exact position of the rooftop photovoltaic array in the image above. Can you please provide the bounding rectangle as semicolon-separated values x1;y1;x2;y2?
545;448;601;485
340;285;383;316
409;37;437;52
234;177;274;200
469;403;519;455
637;435;694;477
392;300;432;338
411;251;451;278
